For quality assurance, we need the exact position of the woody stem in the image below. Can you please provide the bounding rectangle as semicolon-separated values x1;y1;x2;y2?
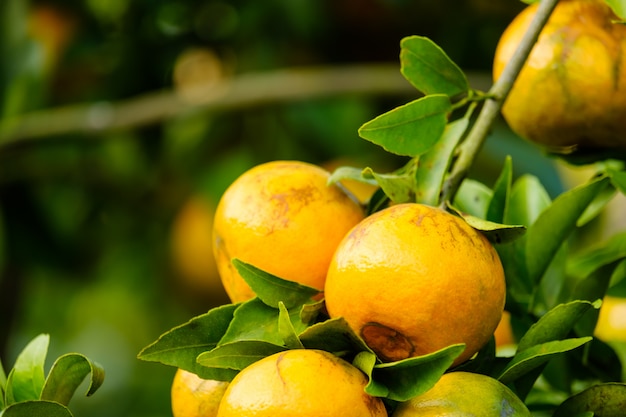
440;0;560;207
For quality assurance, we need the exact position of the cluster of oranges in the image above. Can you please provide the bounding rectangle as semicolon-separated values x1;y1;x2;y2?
170;160;522;416
167;0;626;415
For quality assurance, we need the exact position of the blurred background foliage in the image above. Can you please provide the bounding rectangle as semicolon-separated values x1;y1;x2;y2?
0;0;599;415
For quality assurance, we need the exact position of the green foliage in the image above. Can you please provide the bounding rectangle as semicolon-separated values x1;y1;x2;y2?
355;345;465;401
553;383;626;417
2;0;626;414
358;94;451;157
231;259;320;309
138;30;626;417
399;36;469;97
0;335;104;417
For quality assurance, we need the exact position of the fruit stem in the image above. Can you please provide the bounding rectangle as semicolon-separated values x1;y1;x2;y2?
439;0;560;208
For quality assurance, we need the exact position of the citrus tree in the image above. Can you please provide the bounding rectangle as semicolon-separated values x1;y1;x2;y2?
0;0;626;417
137;0;626;416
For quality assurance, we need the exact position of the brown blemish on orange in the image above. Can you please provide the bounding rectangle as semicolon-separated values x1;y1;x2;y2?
361;322;414;362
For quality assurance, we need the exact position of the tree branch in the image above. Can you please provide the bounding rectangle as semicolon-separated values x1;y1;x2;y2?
440;0;560;206
0;64;418;148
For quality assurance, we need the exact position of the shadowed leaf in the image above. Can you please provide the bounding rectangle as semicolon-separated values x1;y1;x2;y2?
233;259;320;309
40;354;105;406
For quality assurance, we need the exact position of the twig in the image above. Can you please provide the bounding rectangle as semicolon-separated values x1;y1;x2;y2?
440;0;560;206
0;64;416;148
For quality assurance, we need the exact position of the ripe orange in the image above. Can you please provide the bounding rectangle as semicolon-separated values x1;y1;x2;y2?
170;195;229;304
594;295;626;342
391;371;531;416
212;160;365;303
216;349;387;417
493;0;626;150
324;203;506;367
171;369;229;417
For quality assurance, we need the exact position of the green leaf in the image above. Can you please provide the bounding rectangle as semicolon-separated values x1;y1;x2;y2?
366;344;465;401
606;340;626;382
352;352;385;396
604;0;626;21
496;175;552;305
608;259;626;296
4;334;49;405
505;174;551;227
400;35;469;97
219;298;302;347
278;302;305;349
415;110;471;206
363;165;416;204
327;166;379;189
610;169;626;194
497;337;592;384
517;300;599;352
196;341;286;372
0;206;5;273
453;179;493;219
553;383;626;417
298;317;372;357
232;259;320;309
525;176;611;286
487;156;513;224
366;188;392;216
137;303;237;380
559;233;626;326
40;353;105;407
1;400;73;417
577;183;617;227
299;299;325;326
506;301;600;398
1;357;6;409
567;232;626;280
448;206;526;245
358;94;451;157
566;263;620;336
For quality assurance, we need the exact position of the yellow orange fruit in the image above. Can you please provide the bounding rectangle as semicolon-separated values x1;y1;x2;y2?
594;295;626;342
170;195;229;303
493;0;626;150
216;349;387;417
213;160;365;303
391;371;531;416
324;203;506;367
171;369;229;417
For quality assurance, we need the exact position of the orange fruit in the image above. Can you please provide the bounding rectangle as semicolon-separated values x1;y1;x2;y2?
391;371;531;416
493;0;626;150
171;369;229;417
213;160;365;303
494;310;516;348
170;195;228;304
594;295;626;342
216;349;387;417
324;203;506;367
